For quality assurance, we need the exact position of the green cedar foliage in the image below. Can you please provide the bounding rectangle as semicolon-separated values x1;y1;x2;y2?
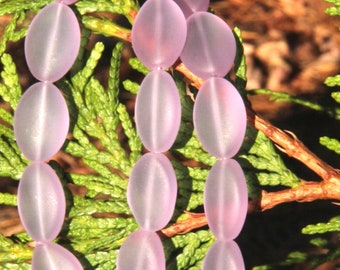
0;0;338;269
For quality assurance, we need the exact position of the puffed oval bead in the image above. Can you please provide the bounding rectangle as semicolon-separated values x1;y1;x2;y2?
173;0;209;18
14;82;69;161
128;153;177;231
25;2;80;82
33;242;83;270
135;70;181;152
117;229;165;270
202;240;245;270
180;12;236;79
131;0;187;69
193;77;246;158
17;162;66;242
204;159;247;241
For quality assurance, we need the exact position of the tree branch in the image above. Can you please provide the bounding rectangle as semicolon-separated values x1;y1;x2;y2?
160;61;340;237
248;108;337;181
260;179;340;211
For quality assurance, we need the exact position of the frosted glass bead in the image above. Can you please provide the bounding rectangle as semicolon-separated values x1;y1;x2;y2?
135;70;181;152
180;12;236;79
193;77;246;159
202;240;245;270
117;229;165;270
128;153;177;231
25;2;80;82
173;0;209;18
14;82;69;161
17;162;65;242
131;0;187;69
204;159;247;241
33;242;83;270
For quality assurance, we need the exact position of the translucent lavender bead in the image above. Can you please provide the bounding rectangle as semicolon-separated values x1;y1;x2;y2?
128;153;177;231
173;0;209;18
204;159;248;241
193;77;246;158
25;2;80;82
17;162;65;242
135;70;181;152
117;229;165;270
14;82;69;161
131;0;187;69
202;240;245;270
180;12;236;79
33;242;83;270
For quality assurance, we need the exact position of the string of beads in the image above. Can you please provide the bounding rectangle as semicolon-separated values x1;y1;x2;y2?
117;0;187;269
14;1;82;269
178;1;248;268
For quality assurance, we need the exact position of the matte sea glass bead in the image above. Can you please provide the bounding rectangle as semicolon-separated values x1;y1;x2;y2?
25;2;80;82
193;77;246;158
202;240;245;270
17;162;65;242
131;0;187;69
14;82;69;161
117;229;165;270
204;159;247;241
128;153;177;231
33;242;83;270
180;12;236;79
173;0;209;18
135;70;181;152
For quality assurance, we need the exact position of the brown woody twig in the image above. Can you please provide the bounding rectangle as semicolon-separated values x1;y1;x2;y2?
161;62;340;237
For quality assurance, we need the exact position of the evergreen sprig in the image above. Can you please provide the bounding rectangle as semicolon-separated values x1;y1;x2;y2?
166;230;215;270
235;126;301;200
0;234;32;266
0;0;51;15
0;53;21;109
0;11;27;56
319;136;340;154
248;88;340;120
75;0;139;23
302;216;340;234
325;0;340;17
0;53;28;180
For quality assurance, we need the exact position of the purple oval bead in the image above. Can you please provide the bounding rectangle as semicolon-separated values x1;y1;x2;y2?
17;162;66;242
193;77;246;159
135;70;181;153
128;153;177;231
117;229;165;270
180;12;236;79
173;0;209;18
204;159;248;241
14;82;69;161
25;2;80;82
33;242;83;270
131;0;187;69
202;240;245;270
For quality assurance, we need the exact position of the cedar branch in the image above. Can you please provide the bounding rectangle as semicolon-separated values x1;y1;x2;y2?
161;61;340;237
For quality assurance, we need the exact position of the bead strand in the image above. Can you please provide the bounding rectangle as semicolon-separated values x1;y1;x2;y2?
116;0;187;269
178;1;248;269
14;1;82;269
